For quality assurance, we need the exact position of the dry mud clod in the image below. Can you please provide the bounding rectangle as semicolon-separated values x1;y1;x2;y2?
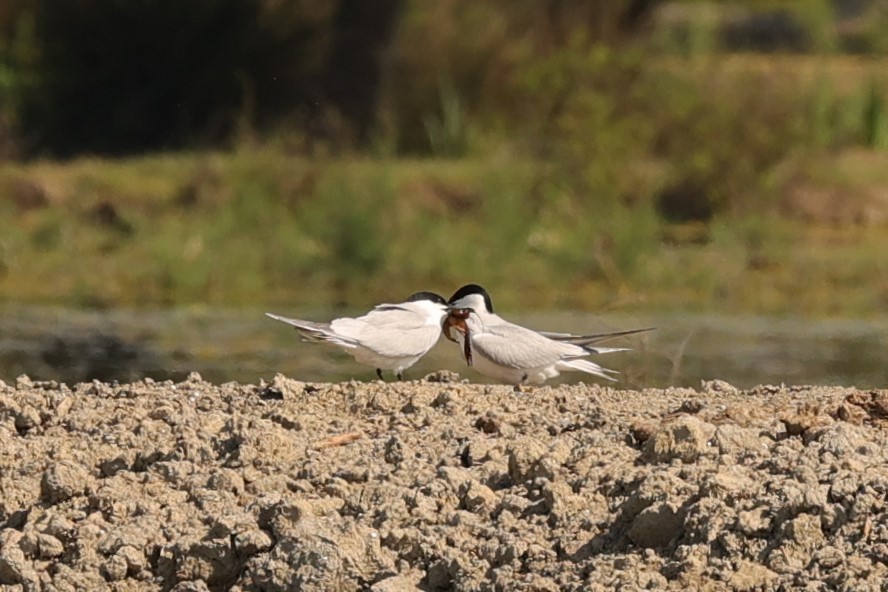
0;378;886;590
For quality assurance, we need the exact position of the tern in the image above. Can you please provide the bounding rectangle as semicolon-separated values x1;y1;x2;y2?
267;291;449;380
445;284;648;385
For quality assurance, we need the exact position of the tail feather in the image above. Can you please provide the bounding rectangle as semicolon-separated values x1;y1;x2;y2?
265;312;349;344
582;346;630;355
558;358;618;381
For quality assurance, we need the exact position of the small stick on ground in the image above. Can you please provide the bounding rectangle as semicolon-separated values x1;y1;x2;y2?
314;431;362;449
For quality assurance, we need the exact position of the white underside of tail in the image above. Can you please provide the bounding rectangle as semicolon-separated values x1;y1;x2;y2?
555;358;617;381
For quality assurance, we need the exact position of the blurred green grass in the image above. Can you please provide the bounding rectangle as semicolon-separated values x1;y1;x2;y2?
2;141;888;316
5;26;888;317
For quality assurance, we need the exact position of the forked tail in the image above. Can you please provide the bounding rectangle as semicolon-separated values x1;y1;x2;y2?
559;358;618;381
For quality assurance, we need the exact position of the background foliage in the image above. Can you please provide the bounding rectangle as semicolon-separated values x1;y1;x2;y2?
2;0;888;314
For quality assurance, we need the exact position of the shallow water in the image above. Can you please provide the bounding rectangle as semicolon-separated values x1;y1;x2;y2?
1;305;885;388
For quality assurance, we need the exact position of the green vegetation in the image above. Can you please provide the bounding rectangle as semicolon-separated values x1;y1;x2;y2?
2;2;888;316
2;139;888;316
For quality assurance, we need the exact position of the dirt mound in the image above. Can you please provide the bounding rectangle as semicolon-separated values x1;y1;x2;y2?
1;374;887;590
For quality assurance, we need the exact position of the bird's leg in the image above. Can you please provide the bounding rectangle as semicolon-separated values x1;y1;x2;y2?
376;368;384;381
397;372;403;381
513;374;529;394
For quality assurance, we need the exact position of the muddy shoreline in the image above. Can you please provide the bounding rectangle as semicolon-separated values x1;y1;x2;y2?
1;374;887;590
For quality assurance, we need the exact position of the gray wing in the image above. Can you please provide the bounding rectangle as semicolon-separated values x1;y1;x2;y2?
331;308;441;358
471;323;587;369
539;327;655;345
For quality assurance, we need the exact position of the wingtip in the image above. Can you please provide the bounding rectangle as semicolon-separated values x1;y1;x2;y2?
266;312;297;325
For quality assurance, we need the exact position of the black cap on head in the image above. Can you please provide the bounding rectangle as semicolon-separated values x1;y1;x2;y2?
447;284;493;313
406;291;447;305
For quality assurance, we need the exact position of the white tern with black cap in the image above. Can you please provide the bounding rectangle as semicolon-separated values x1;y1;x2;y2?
445;284;647;385
267;291;450;380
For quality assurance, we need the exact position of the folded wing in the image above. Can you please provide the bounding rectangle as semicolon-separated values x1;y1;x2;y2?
539;327;655;346
331;307;440;358
471;324;589;369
